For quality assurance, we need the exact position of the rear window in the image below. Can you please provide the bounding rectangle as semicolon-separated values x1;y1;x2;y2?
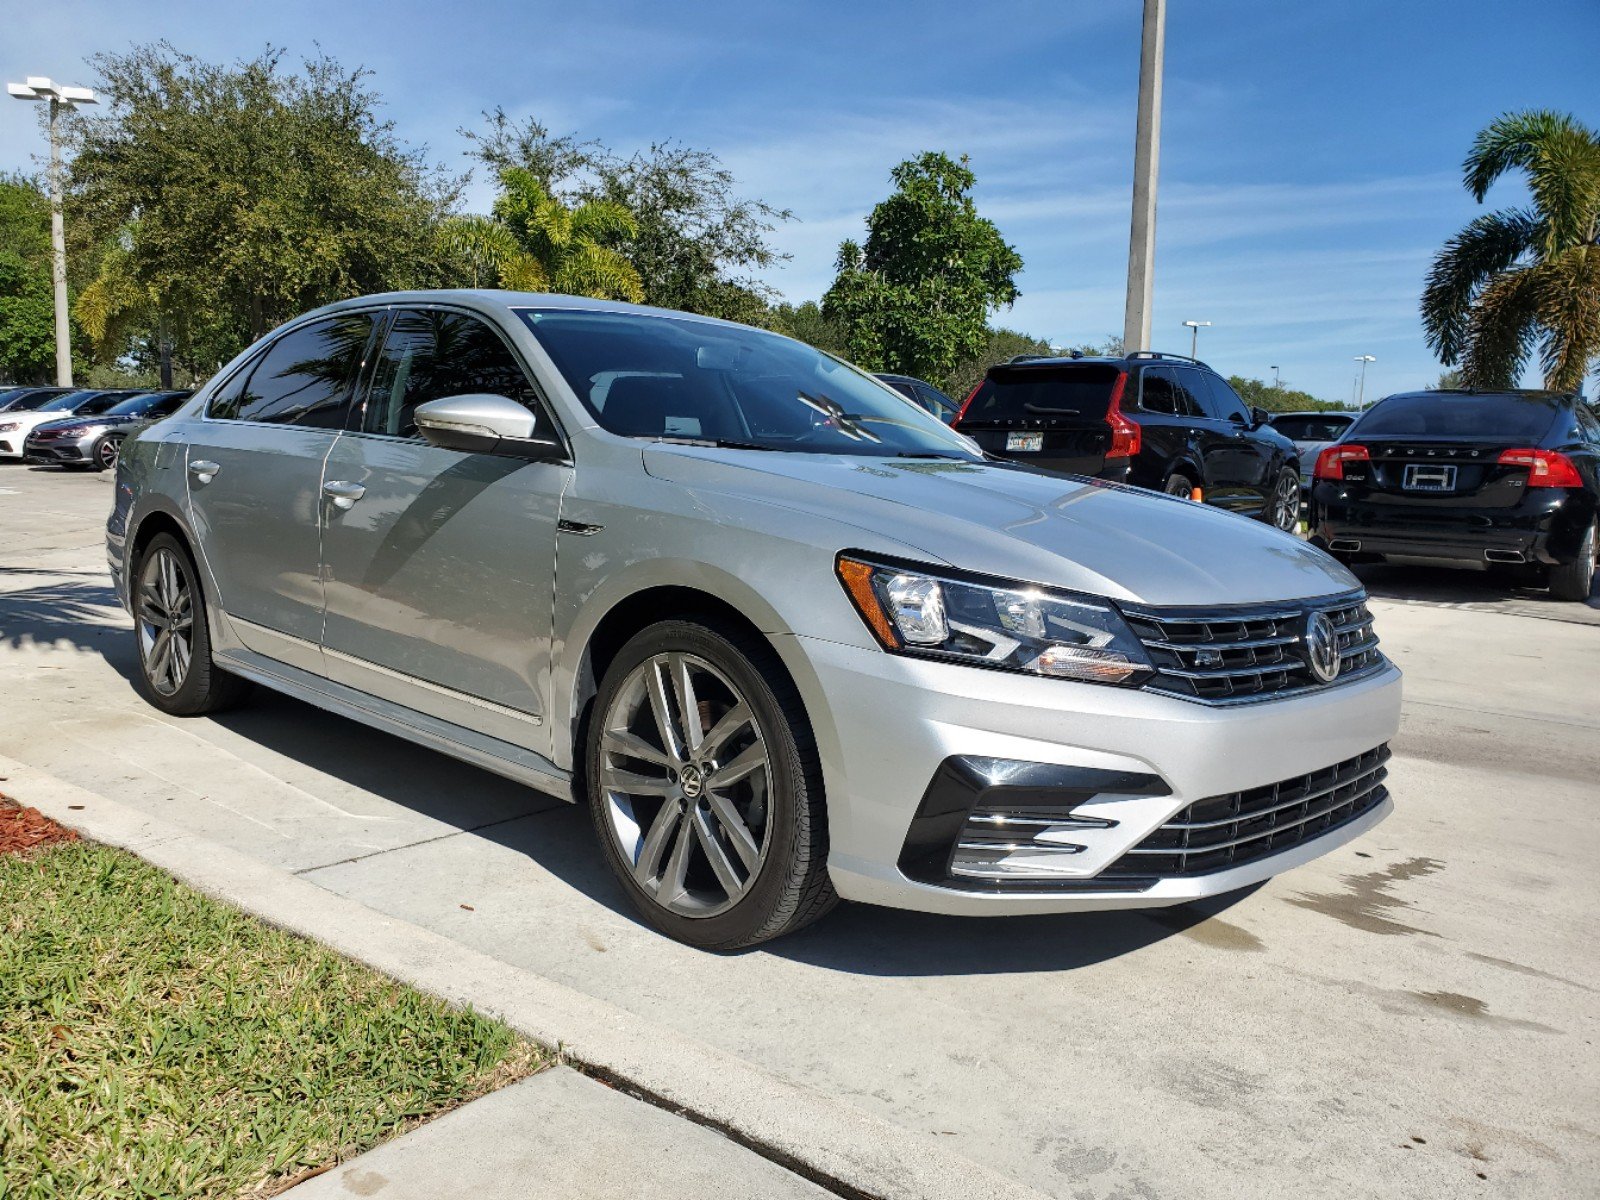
961;364;1120;424
1352;394;1559;441
1273;414;1354;441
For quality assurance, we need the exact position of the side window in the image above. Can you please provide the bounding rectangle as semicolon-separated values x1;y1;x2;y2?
1139;367;1179;414
1192;370;1250;424
217;313;375;427
1169;368;1206;418
1576;405;1600;443
915;383;953;418
363;308;544;440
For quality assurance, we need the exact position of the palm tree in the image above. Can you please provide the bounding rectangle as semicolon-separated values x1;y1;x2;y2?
441;168;644;302
1422;111;1600;393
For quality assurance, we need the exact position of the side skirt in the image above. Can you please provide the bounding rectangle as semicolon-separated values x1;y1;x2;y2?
215;647;575;803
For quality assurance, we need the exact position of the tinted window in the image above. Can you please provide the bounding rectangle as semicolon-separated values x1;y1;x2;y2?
1576;405;1600;442
1352;393;1560;441
363;308;543;440
1191;370;1250;423
214;313;374;426
521;309;976;458
106;392;190;418
1138;366;1179;414
963;364;1120;423
39;390;103;412
0;389;65;413
915;383;956;418
1272;414;1355;441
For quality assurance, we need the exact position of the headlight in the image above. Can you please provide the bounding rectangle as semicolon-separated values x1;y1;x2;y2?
836;555;1154;685
0;423;18;433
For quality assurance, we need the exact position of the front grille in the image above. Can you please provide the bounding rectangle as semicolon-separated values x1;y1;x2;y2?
1100;745;1390;879
1122;591;1384;704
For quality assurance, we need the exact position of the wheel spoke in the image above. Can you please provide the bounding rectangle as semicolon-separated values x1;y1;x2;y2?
658;815;695;904
170;633;192;682
699;702;752;760
633;802;682;886
670;654;704;754
693;807;744;897
601;766;677;797
710;741;767;787
644;659;684;762
602;728;673;768
148;629;171;680
707;793;761;872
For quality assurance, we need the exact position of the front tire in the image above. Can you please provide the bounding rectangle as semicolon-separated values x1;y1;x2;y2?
585;619;836;949
132;532;251;715
90;434;120;472
1549;521;1597;602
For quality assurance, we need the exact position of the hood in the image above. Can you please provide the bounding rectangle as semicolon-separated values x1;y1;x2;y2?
0;410;78;434
642;446;1358;607
31;413;138;433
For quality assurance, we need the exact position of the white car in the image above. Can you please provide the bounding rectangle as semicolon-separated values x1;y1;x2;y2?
1270;411;1358;490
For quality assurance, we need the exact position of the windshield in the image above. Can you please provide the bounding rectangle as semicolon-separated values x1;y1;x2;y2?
518;309;981;459
961;364;1120;424
104;393;179;417
1273;414;1354;441
0;390;60;413
39;390;101;412
1352;393;1559;441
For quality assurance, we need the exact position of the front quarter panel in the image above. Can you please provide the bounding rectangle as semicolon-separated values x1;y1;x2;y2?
109;421;196;612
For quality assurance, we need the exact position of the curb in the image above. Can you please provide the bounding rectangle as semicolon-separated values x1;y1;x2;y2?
2;756;1046;1200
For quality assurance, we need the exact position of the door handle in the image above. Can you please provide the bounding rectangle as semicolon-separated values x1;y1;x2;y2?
189;460;220;484
322;480;366;510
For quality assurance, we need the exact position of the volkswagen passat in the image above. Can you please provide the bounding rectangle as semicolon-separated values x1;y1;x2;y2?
109;292;1402;948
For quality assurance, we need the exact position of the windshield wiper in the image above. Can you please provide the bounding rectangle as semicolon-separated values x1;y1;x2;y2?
888;451;973;461
655;437;780;452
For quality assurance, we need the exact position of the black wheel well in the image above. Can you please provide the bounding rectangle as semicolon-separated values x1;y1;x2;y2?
130;510;188;567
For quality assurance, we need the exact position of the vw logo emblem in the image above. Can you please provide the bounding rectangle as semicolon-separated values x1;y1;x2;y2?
679;764;705;800
1305;611;1341;683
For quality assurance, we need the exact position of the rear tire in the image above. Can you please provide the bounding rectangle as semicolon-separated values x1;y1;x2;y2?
1549;521;1597;602
131;532;252;716
1265;467;1302;532
1161;472;1194;498
585;618;836;949
90;434;120;472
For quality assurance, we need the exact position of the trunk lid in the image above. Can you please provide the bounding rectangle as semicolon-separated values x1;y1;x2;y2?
955;362;1119;476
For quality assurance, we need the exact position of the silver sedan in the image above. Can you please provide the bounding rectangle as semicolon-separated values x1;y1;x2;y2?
109;292;1401;947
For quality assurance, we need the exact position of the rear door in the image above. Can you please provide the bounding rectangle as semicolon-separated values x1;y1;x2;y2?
954;363;1118;475
1186;368;1270;512
318;306;571;752
184;310;378;674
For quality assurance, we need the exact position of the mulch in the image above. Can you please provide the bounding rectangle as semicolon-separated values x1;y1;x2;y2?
0;794;80;856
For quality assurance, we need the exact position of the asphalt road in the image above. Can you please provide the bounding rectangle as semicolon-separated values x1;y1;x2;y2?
2;462;1596;1199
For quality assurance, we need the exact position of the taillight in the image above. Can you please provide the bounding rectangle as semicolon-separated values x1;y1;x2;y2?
1105;371;1141;458
1314;444;1370;481
953;382;982;426
1496;448;1583;488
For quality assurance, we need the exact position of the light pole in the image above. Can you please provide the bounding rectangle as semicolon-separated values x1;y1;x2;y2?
1270;365;1280;389
1353;355;1376;409
1183;319;1210;359
8;77;97;387
1121;0;1166;354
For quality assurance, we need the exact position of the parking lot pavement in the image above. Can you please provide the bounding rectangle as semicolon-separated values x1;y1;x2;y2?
3;462;1597;1199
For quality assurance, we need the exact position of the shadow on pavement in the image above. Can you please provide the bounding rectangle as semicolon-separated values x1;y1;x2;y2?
1350;560;1600;621
0;572;134;656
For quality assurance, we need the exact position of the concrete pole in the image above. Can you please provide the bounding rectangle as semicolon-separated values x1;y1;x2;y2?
1122;0;1166;355
47;97;72;387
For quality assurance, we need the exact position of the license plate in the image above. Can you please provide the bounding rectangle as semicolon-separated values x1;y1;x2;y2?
1006;432;1044;452
1403;463;1457;492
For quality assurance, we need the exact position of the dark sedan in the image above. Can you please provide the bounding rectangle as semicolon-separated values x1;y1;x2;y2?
1310;389;1599;600
24;390;191;471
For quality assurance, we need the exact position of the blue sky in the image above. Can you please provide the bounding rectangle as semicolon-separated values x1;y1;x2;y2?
4;0;1596;400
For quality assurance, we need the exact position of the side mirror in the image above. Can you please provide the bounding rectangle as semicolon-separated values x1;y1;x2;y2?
414;394;562;460
1250;406;1272;427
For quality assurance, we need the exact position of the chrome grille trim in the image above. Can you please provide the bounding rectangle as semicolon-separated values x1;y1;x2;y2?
1101;745;1390;878
1120;589;1386;705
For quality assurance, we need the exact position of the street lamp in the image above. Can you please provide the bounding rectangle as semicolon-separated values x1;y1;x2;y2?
1270;365;1280;389
1182;319;1211;359
1353;355;1376;410
8;76;97;387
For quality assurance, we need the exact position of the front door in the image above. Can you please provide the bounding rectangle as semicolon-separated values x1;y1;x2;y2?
185;311;377;674
318;306;571;754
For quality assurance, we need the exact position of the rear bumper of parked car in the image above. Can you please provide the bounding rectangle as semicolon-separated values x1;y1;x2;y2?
1312;484;1594;566
792;633;1402;916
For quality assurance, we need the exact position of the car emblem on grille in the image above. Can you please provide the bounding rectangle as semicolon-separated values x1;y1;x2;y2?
1305;611;1341;683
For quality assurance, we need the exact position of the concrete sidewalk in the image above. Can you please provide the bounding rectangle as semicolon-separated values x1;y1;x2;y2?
282;1067;831;1199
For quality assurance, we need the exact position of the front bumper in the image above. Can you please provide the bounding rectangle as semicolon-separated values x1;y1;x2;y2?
795;633;1402;916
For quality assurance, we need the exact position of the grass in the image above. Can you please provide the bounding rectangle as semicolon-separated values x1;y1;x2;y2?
0;842;546;1199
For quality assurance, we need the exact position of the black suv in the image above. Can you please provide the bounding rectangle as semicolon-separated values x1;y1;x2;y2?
953;352;1302;530
1310;389;1599;601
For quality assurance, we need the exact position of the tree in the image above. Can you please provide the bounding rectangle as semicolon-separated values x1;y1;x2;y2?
68;43;458;376
823;153;1023;387
1227;375;1347;414
1422;110;1600;392
463;110;789;321
443;168;643;301
944;327;1052;399
764;301;847;355
0;174;56;382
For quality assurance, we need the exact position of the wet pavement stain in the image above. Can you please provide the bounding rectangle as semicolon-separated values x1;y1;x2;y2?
1407;989;1559;1034
1285;856;1444;936
1467;952;1597;993
1142;909;1265;951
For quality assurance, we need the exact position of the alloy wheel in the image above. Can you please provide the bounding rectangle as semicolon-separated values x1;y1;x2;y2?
97;437;119;471
137;548;195;696
1272;471;1301;532
598;652;772;918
